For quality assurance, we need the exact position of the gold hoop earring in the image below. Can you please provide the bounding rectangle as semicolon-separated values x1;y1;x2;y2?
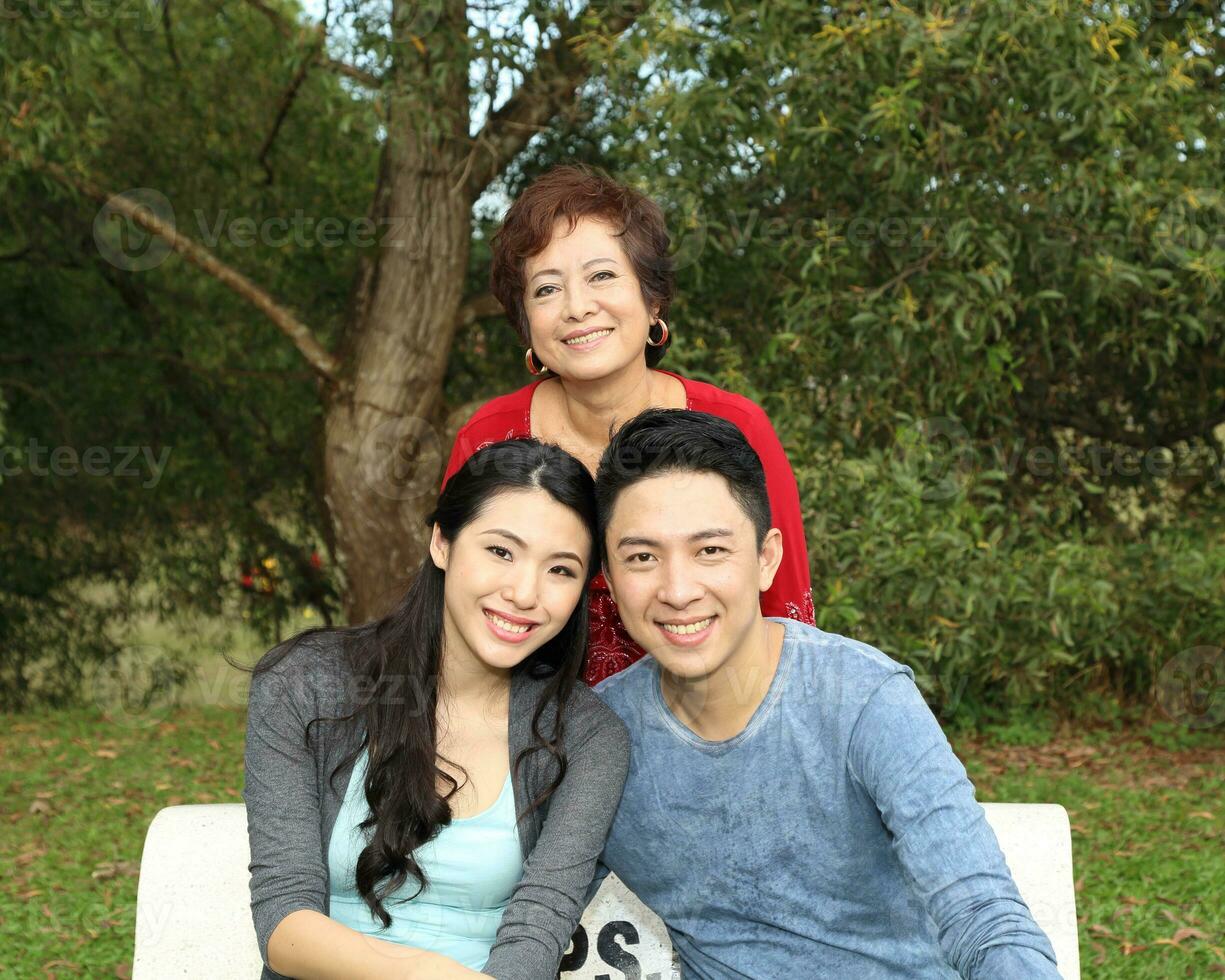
524;347;547;375
647;318;670;347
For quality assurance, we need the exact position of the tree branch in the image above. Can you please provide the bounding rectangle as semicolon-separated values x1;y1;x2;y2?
868;245;942;299
162;0;182;71
101;268;340;624
463;1;647;200
0;349;315;382
241;0;382;89
326;59;382;89
454;292;504;329
0;377;74;443
243;0;294;38
4;144;344;383
1017;400;1225;451
259;25;326;185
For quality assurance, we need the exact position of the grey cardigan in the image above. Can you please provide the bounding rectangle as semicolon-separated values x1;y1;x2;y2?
243;636;630;980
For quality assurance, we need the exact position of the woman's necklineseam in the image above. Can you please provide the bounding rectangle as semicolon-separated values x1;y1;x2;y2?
527;370;692;437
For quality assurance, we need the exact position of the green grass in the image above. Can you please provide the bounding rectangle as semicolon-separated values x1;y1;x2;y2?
2;706;247;978
1;707;1221;978
954;724;1224;978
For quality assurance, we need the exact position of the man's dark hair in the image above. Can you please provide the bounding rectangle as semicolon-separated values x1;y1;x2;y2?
595;409;772;556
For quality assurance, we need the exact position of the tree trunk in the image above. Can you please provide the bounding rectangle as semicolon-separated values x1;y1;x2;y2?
322;10;472;623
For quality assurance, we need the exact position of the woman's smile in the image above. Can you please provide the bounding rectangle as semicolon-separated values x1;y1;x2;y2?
561;326;615;349
482;608;541;643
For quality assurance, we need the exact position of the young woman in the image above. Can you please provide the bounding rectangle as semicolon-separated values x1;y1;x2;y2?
445;164;815;686
244;438;629;980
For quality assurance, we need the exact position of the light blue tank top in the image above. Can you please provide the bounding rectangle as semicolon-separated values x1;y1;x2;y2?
327;749;522;970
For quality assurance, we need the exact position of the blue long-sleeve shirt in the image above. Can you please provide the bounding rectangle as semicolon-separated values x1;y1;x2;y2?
593;619;1062;979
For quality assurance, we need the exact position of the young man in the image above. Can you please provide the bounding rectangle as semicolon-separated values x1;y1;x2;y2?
590;409;1062;979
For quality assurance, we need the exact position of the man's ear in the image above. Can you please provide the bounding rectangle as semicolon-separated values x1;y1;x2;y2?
758;527;784;593
428;523;449;571
602;555;618;605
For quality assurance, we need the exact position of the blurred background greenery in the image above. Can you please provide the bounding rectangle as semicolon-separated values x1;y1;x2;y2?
1;0;1221;725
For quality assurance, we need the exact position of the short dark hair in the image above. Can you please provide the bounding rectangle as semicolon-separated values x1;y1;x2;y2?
594;409;772;556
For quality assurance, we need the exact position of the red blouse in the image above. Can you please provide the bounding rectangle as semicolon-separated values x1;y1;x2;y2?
442;370;815;685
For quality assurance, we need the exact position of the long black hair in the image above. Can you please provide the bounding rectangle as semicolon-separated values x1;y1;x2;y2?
249;438;597;927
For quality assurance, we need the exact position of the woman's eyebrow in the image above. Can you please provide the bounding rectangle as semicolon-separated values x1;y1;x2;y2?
529;257;620;283
481;528;584;564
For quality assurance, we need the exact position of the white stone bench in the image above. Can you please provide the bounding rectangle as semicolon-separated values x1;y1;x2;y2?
133;803;1080;978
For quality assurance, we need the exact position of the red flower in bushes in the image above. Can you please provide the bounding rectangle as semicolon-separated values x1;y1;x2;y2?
309;550;323;570
239;558;277;594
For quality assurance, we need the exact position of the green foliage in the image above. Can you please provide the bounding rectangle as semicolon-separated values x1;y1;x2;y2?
0;1;374;707
557;0;1225;720
2;0;1222;719
789;446;1225;720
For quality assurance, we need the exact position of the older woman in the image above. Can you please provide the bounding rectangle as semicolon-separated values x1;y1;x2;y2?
444;164;813;685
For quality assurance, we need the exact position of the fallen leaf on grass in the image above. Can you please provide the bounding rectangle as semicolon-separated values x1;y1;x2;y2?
1062;746;1097;768
1189;810;1215;820
94;750;117;760
1154;927;1212;947
1090;940;1107;966
115;963;132;978
91;860;140;881
28;799;52;816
